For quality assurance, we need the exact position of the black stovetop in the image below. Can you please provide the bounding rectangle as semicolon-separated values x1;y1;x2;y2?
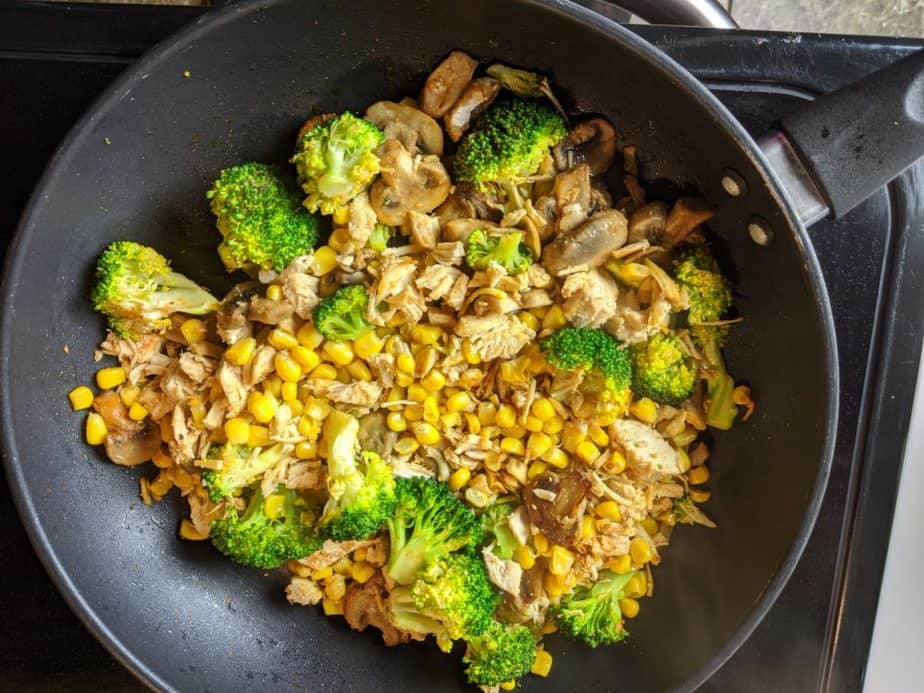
1;3;922;692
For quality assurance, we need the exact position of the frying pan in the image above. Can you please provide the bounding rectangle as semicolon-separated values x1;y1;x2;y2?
2;1;922;691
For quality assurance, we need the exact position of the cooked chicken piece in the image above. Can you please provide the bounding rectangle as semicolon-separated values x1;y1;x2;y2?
483;549;524;597
168;404;199;463
216;282;260;344
403;210;440;250
137;384;177;421
561;269;620;328
301;538;378;570
285;577;324;606
177;352;216;385
553;163;592;233
369;140;451;226
519;288;553;310
605;294;672;345
217;361;247;416
542;209;629;275
260;455;290;499
454;314;535;361
243;344;277;387
278;266;321;321
366;353;396;390
364;100;444;156
187;491;217;537
202;398;228;430
445;274;469;311
419;50;478;118
247;295;294;325
98;332;169;383
508;506;532;546
346;191;378;250
305;380;383;408
444;76;501;142
441;217;500;244
364;537;388;566
369;254;426;326
416;264;465;303
610;419;682;476
343;575;420;646
432;240;466;266
160;364;199;403
553;118;617;175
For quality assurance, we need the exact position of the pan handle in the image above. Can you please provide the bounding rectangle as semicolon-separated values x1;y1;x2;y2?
577;0;738;28
776;49;924;220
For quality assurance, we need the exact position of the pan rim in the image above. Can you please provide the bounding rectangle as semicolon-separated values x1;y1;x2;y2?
0;1;838;691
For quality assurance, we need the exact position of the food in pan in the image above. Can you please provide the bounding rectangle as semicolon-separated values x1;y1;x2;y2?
69;51;754;689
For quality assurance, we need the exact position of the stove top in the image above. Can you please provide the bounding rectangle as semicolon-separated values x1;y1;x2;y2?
1;4;921;691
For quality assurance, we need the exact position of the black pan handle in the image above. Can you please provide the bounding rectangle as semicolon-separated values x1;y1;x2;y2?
779;49;924;219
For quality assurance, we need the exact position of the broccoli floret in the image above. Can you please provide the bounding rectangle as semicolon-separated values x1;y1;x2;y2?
553;570;638;647
541;327;633;416
210;486;320;569
673;496;717;528
673;247;738;429
200;443;289;503
454;96;566;188
630;332;697;406
480;501;518;560
91;241;218;339
463;621;537;686
367;223;395;252
291;112;384;215
312;284;373;342
465;228;533;275
389;552;499;652
207;162;320;273
320;409;396;540
384;476;482;586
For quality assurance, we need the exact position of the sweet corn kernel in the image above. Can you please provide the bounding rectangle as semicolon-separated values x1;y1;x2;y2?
518;311;540;331
677;448;692;473
268;328;299;350
531;397;555;422
313;246;338;275
180;318;207;344
464;413;481;435
441;391;469;413
421;370;446;392
605;450;627;475
448;467;471;491
588;425;610;447
496;404;517;429
542;447;569;469
248;425;271;447
310;363;338;380
462;339;481;364
477;401;497;425
412;422;440;446
152;449;173;469
673;425;698;448
347;360;372;382
543;415;565;435
526;432;553;459
68;386;94;411
85;412;108;445
533;533;549;554
332;204;350;225
274;352;304;383
311;566;333;581
262;376;282;399
394;437;420;456
541;621;558;635
396;353;416;376
323;341;354;367
440;411;462;429
514;544;536;570
353;332;384;359
225;336;257;366
630;397;658;424
328;226;350;251
641;517;659;535
325;575;347;601
690;488;711;503
128;402;149;421
549;545;575;576
295;441;316;459
297;323;324;349
500;681;517;691
404;405;423;422
118;384;140;407
351;561;376;584
280;382;299;403
322;598;343;616
265;284;283;301
264;494;285;520
523;415;543;433
544;572;566;598
179;518;208;541
688;465;710;485
595;501;623;521
288;560;311;578
619;597;640;619
531;648;553;677
629;537;654;565
581;515;597;539
606;554;634;574
383;411;409;435
575;440;601;464
542;305;566;330
96;366;126;390
332;557;353;575
562;426;587;452
500;437;525;456
624;572;647;599
411;324;442;346
396;371;414;387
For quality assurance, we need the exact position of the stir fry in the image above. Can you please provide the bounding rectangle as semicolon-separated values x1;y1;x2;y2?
68;51;755;690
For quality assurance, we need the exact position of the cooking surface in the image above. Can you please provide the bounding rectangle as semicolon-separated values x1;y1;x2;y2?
1;5;921;691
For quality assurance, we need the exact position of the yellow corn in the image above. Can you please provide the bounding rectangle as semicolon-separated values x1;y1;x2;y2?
280;382;299;403
526;432;553;459
332;205;350;225
441;391;469;413
562;425;587;452
385;411;407;432
353;332;384;359
531;397;555;422
677;449;692;473
85;412;108;445
423;394;441;423
325;575;347;601
118;384;140;407
531;649;553;677
641;517;659;535
496;404;517;429
332;557;353;575
328;226;351;251
179;518;208;541
295;441;316;459
412;422;440;446
265;284;283;301
322;598;343;616
514;544;536;570
477;401;497;425
351;561;376;584
297;323;324;349
605;555;632;575
517;310;540;331
542;305;566;331
96;366;126;390
500;681;517;691
588;425;610;447
180;318;207;344
595;501;623;521
449;467;471;491
542;447;569;470
404;405;423;422
266;327;297;350
309;363;338;380
128;402;149;421
68;386;94;411
543;415;565;435
619;597;640;619
249;393;278;424
440;411;462;429
312;566;333;581
421;369;446;392
347;360;372;382
464;413;481;435
274;352;303;383
624;572;647;599
575;440;601;464
581;515;597;540
323;341;354;367
541;621;558;635
225;336;257;366
549;545;575;576
290;399;305;417
500;437;525;456
391;352;413;377
630;397;658;424
629;537;654;565
690;488;711;503
522;415;542;434
260;376;281;400
248;425;271;447
264;494;285;520
148;471;173;497
394;437;419;456
527;461;548;481
605;450;627;475
688;465;710;485
410;324;442;346
461;339;481;365
533;533;549;555
313;246;338;275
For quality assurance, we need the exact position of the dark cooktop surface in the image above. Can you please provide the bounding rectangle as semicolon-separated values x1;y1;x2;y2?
1;4;921;692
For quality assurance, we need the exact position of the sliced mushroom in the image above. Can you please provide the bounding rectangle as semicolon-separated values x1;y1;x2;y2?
553;163;592;233
434;193;477;226
441;218;501;244
542;209;629;275
523;469;592;547
453;182;505;222
663;197;715;249
443;77;501;142
553;118;617;175
247;295;294;325
418;50;478;118
296;113;336;144
105;421;162;467
364;101;444;156
589;177;614;215
93;390;138;432
628;201;669;243
369;139;451;226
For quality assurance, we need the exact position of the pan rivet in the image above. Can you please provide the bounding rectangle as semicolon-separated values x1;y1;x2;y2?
748;217;773;246
721;169;747;197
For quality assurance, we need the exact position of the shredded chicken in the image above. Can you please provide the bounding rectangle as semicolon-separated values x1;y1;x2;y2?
454;314;535;361
560;269;620;328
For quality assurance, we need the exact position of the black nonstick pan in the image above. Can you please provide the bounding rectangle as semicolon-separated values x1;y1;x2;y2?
2;1;922;691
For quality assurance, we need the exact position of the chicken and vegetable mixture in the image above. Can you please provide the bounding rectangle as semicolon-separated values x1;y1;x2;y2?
69;52;754;689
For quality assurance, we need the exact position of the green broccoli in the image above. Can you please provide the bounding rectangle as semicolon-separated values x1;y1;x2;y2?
91;241;218;339
312;284;373;342
541;327;633;416
320;409;396;540
206;162;320;273
553;570;638;647
388;552;499;652
480;501;518;560
367;223;395;252
384;476;482;586
673;496;716;528
201;443;290;503
673;246;737;429
210;486;320;569
463;621;537;686
630;332;697;406
465;228;533;275
454;96;566;188
291;112;384;216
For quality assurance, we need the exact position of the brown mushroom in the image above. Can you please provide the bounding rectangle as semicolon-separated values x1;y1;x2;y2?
553;118;617;175
434;193;477;226
553;163;592;233
343;575;417;646
628;201;669;243
105;421;162;467
441;218;501;244
364;101;444;156
368;140;451;226
443;77;501;142
247;295;294;325
418;51;478;118
541;209;629;275
522;469;592;547
663;197;715;249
